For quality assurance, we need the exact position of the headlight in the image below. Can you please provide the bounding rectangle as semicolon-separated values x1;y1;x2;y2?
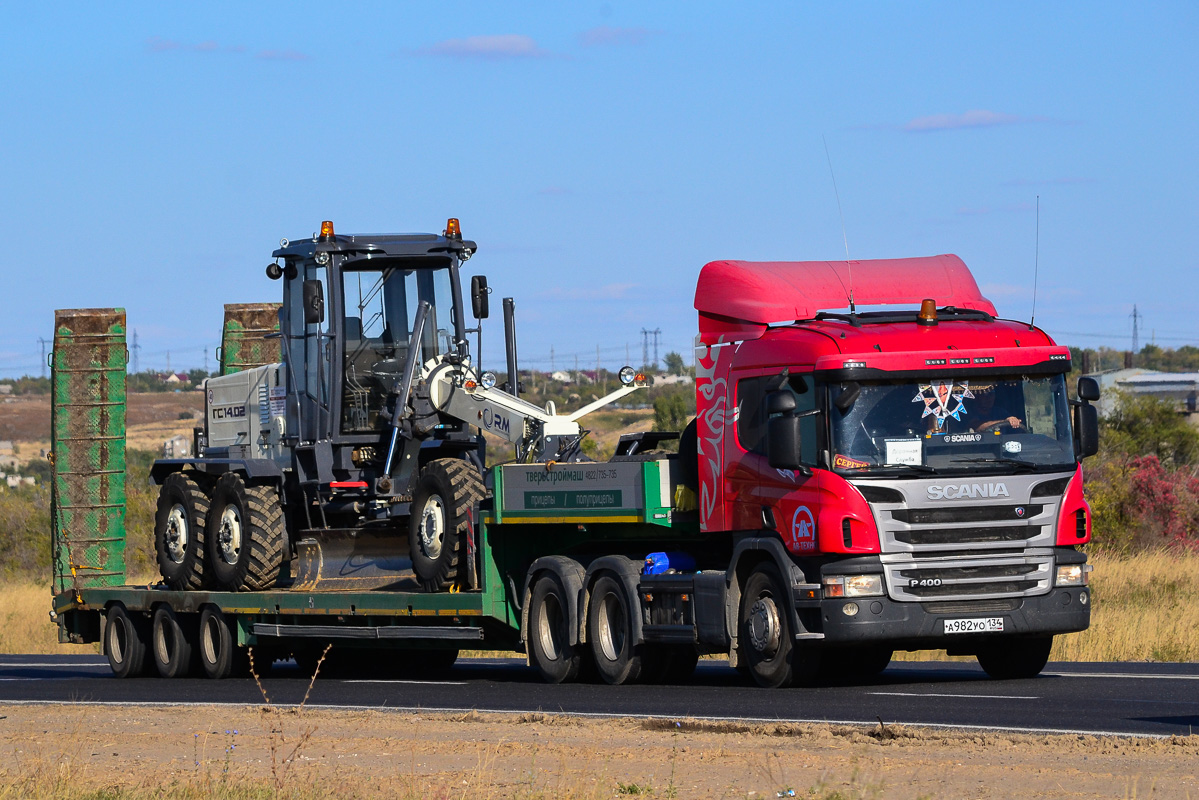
479;371;497;390
618;365;637;386
1055;563;1092;587
823;574;884;598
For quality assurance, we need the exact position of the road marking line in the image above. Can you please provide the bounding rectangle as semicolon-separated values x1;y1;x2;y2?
0;699;1174;739
338;680;467;686
869;692;1038;700
1043;671;1199;680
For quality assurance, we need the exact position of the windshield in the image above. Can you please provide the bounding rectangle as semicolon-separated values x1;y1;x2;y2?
830;374;1075;473
341;264;455;433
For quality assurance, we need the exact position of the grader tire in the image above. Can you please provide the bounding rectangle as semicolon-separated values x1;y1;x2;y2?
206;474;285;592
410;458;485;592
154;472;209;590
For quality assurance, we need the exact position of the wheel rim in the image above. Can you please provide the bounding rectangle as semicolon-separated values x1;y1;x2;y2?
216;504;243;565
164;503;189;564
596;591;626;662
109;617;128;665
155;617;172;664
202;616;220;665
536;592;565;663
418;495;447;559
748;593;782;659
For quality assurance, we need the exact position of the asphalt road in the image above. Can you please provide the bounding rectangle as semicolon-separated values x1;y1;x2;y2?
1;655;1195;738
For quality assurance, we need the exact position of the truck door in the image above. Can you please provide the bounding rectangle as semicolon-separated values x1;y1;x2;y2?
282;263;332;442
739;372;822;553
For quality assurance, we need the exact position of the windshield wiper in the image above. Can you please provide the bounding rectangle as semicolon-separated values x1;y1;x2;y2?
950;457;1040;471
857;463;938;475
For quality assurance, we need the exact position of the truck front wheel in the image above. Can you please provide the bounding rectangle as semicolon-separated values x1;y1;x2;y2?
739;563;799;689
587;575;644;685
154;472;209;590
529;573;583;684
409;459;484;592
206;474;284;592
977;636;1053;680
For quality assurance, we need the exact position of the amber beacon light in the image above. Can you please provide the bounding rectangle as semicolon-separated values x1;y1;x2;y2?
917;298;938;326
445;218;461;239
319;220;335;239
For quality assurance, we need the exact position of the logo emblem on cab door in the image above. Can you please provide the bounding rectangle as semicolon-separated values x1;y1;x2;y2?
790;506;816;552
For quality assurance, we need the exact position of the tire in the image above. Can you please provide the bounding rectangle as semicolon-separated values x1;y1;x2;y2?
528;573;583;684
977;636;1053;680
105;604;151;679
198;606;247;679
151;606;196;679
154;472;209;590
409;458;485;592
206;473;284;592
587;575;644;685
739;562;815;689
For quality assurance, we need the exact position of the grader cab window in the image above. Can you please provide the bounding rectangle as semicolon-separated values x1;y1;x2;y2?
341;263;455;433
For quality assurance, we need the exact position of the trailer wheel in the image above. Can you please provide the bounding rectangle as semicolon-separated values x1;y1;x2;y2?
587;575;644;685
154;472;208;590
977;636;1052;680
151;606;195;679
198;607;248;679
529;573;583;684
206;474;284;592
105;604;151;679
410;458;484;592
739;563;800;688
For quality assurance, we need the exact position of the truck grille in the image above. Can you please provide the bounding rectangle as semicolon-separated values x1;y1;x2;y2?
883;554;1054;602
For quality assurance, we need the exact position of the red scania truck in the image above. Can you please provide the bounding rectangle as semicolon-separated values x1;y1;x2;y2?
52;240;1099;689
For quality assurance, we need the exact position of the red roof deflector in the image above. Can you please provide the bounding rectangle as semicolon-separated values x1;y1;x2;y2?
695;255;998;343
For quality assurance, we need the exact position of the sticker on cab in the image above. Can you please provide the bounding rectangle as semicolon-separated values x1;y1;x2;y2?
834;454;870;470
790;506;817;551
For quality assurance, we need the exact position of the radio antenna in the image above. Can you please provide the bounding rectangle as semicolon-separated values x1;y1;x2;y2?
823;135;855;313
1029;195;1040;330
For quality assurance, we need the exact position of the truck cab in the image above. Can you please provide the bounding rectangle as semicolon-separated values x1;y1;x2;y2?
694;254;1098;684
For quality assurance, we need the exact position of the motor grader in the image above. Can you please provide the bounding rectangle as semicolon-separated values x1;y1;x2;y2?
149;219;645;595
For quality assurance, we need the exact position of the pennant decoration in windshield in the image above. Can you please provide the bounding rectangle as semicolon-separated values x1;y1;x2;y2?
913;380;975;431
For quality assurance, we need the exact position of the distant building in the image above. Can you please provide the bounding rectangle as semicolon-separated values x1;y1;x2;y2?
163;434;190;458
1090;369;1199;417
0;385;11;395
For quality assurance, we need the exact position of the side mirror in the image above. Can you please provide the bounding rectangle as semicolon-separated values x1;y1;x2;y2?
1074;403;1099;459
766;390;796;416
834;382;861;413
767;415;803;470
471;275;490;319
1077;376;1100;402
303;280;325;325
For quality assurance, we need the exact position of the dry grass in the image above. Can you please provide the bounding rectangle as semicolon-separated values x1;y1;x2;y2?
0;581;95;655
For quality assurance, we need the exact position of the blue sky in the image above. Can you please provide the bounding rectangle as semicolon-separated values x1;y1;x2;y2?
2;2;1196;377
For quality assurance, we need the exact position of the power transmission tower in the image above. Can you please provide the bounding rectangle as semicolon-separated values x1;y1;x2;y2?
37;337;49;378
651;328;662;367
131;330;141;374
1130;305;1141;355
641;329;650;368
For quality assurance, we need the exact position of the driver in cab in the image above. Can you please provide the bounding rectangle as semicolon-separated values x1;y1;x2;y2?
972;385;1023;432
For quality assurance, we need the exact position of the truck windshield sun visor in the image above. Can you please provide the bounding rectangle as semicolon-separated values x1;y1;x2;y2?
829;373;1077;474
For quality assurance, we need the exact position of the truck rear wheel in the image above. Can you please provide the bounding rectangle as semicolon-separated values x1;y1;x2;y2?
154;472;208;590
409;458;484;592
198;606;247;679
105;604;151;679
206;474;284;592
151;606;195;679
587;575;644;685
977;636;1053;680
529;573;583;684
739;563;798;688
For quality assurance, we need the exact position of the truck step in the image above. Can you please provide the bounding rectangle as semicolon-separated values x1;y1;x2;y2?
251;623;483;641
794;632;826;641
641;623;698;644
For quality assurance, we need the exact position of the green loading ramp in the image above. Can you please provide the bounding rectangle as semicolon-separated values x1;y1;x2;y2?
51;308;128;595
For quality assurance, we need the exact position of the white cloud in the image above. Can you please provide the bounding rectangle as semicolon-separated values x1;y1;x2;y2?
904;110;1047;132
414;35;554;60
577;26;663;47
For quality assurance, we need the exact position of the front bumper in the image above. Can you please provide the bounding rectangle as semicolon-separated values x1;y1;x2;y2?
817;586;1090;649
